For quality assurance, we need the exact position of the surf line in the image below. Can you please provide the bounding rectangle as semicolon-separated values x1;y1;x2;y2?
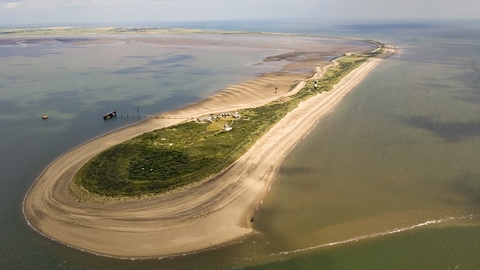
271;215;477;257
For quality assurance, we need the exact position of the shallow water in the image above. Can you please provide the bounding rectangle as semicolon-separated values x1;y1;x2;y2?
251;21;480;269
0;34;289;269
1;21;480;269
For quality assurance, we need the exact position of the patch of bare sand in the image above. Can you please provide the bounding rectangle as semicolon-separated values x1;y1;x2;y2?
23;36;395;258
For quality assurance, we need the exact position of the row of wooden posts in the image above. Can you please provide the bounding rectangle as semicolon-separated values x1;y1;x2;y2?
118;114;186;120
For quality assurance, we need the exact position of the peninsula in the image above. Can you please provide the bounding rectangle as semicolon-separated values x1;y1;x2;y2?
22;28;395;258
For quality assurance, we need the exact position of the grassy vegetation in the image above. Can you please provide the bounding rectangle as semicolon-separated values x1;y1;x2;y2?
72;49;381;198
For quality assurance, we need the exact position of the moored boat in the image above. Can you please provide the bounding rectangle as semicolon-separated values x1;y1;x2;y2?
103;110;116;120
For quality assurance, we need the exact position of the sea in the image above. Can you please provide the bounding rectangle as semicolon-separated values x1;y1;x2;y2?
1;20;480;269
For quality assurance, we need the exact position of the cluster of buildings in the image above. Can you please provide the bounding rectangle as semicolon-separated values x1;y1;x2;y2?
196;111;240;123
196;111;241;131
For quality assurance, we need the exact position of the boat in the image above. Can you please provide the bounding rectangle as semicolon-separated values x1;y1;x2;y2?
42;115;49;120
103;110;117;120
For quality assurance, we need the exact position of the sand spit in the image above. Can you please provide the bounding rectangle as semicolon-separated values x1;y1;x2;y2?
23;33;395;258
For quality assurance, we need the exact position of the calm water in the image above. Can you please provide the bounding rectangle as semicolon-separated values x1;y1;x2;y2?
1;21;480;269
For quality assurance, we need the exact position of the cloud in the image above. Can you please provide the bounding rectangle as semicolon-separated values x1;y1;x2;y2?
1;0;480;26
2;0;21;9
6;3;19;8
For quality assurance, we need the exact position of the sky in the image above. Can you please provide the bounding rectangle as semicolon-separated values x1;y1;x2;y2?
1;0;479;27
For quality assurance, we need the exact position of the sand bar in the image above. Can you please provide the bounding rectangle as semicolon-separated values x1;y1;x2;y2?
23;33;395;258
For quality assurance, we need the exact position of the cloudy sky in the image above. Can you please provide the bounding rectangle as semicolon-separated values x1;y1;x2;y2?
1;0;479;26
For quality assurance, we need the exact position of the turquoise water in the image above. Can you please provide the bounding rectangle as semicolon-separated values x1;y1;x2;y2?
2;21;480;269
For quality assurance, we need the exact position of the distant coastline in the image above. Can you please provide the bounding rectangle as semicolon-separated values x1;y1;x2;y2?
0;26;317;36
21;29;394;258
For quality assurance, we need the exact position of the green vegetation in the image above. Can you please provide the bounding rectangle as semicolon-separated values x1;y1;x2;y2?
72;50;380;197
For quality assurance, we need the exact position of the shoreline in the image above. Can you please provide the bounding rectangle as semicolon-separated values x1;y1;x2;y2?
23;35;395;258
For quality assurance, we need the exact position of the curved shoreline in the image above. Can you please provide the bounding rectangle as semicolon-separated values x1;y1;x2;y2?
23;37;395;258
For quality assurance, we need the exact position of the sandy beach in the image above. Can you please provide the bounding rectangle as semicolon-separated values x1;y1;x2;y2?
23;33;395;258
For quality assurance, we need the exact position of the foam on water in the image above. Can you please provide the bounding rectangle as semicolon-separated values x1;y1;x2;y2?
271;215;476;257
